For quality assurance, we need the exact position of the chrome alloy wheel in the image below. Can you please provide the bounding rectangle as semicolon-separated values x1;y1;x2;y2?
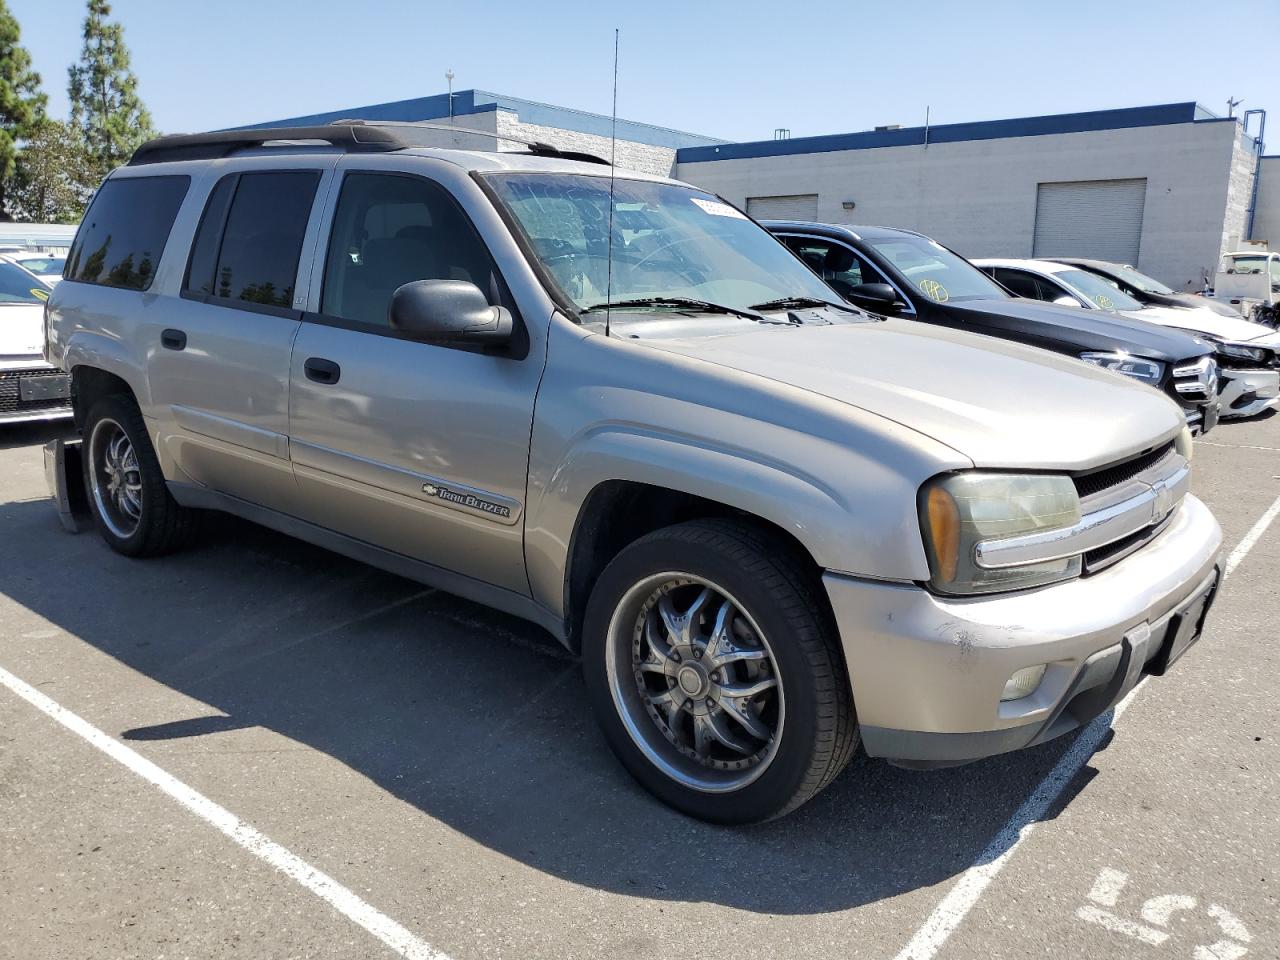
88;416;143;539
605;574;784;793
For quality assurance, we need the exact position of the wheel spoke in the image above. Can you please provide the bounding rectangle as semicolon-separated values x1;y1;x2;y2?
641;616;678;676
716;694;771;742
692;714;713;759
657;586;713;650
704;708;754;754
717;676;778;699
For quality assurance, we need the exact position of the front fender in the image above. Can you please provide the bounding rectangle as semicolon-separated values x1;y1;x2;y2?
523;338;970;620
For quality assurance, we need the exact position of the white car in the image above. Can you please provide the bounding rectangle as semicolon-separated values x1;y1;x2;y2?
5;250;67;285
975;257;1280;419
0;258;70;425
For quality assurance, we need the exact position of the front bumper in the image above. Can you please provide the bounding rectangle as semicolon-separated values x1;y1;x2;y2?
824;494;1222;765
1217;367;1280;419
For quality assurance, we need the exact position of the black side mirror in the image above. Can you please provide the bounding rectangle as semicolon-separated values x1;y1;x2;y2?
845;282;900;312
389;279;513;345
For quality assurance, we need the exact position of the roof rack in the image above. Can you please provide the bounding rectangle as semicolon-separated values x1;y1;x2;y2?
128;119;611;167
331;119;610;166
128;124;407;165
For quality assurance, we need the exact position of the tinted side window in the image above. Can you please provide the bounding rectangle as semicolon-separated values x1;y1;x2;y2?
185;171;319;309
66;176;190;291
321;173;501;327
993;268;1045;300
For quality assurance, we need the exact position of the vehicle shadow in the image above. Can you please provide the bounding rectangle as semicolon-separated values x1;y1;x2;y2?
0;420;75;451
0;495;1101;916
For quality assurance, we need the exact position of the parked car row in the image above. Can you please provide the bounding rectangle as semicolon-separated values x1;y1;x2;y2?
0;255;68;426
40;125;1225;823
765;223;1224;431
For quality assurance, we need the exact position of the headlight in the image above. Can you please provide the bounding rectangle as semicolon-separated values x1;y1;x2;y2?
1079;351;1165;386
1214;342;1269;363
919;473;1082;595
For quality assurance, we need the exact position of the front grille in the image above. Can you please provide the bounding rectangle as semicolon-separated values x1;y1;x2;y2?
0;368;71;415
1083;512;1175;574
1071;441;1175;501
1171;356;1219;402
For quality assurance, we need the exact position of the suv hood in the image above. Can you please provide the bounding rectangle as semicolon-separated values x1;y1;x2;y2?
949;297;1211;361
642;317;1182;470
0;303;45;357
1118;304;1280;345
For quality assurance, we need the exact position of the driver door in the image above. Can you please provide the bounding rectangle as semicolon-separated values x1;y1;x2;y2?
287;158;543;594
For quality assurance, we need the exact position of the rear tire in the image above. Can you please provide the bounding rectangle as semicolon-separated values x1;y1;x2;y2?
81;393;197;557
582;519;857;823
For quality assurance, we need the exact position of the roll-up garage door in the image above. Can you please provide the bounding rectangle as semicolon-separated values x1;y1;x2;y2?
1032;178;1147;264
746;194;819;221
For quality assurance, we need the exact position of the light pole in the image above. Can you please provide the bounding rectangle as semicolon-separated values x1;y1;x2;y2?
446;69;455;122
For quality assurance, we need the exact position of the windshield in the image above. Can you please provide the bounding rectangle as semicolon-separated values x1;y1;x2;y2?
0;261;49;304
484;173;837;314
865;236;1007;303
15;256;65;275
1105;263;1173;295
1054;269;1144;311
1228;255;1280;284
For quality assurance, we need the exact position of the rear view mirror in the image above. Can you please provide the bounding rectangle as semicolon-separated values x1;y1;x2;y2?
845;282;900;311
389;280;513;345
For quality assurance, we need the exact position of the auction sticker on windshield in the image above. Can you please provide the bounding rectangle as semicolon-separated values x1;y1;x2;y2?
919;278;950;302
690;197;747;219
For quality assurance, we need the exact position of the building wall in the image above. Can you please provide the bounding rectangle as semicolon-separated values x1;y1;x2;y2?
676;121;1241;290
1220;126;1260;260
1253;156;1280;248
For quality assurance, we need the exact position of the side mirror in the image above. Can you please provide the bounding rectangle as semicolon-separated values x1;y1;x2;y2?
1052;295;1080;307
845;282;900;311
389;279;513;345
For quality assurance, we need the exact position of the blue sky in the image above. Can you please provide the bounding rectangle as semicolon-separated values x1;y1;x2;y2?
11;0;1280;144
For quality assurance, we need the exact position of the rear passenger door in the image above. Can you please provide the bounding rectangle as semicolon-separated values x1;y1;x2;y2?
286;158;542;594
147;157;334;511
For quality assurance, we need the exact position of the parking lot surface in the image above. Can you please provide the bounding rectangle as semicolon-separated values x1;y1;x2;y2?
1;414;1277;960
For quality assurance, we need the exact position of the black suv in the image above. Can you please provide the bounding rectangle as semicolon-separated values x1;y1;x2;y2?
764;222;1221;433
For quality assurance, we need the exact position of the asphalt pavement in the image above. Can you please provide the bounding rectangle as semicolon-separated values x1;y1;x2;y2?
1;412;1276;960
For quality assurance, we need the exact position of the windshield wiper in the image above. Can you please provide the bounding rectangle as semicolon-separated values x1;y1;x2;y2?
580;297;764;322
749;295;859;313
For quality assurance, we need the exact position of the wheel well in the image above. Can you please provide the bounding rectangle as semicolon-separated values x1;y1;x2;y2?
563;481;824;653
71;367;135;432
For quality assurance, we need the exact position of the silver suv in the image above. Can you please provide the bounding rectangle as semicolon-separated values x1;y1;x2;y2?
47;124;1223;822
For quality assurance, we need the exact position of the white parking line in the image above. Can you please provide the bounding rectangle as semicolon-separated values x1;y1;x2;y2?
893;493;1280;960
0;665;451;960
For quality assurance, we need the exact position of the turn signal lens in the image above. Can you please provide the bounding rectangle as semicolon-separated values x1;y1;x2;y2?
925;485;960;583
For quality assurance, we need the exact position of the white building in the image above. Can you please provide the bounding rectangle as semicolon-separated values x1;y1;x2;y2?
249;94;1277;292
674;103;1273;292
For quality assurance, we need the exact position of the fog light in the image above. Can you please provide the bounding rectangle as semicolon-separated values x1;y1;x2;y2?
1001;664;1047;702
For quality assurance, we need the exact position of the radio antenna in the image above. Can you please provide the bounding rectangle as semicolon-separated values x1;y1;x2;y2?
604;28;619;338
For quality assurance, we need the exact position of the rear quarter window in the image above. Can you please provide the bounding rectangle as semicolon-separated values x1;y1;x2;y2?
66;175;190;291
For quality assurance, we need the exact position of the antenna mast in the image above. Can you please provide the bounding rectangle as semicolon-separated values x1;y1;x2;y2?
605;28;619;338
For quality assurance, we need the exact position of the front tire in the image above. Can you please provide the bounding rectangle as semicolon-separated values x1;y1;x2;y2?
582;519;857;823
82;393;196;557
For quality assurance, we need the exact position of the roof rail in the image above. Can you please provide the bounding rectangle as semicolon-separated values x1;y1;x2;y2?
128;124;407;165
128;119;611;167
328;119;611;166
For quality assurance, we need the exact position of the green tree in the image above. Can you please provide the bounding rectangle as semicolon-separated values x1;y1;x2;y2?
0;1;48;218
9;119;98;222
68;0;154;175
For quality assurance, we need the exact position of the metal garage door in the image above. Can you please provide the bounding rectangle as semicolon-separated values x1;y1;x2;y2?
1032;179;1147;264
746;194;819;221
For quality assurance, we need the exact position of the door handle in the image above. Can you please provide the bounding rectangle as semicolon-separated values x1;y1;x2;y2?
161;328;187;350
304;357;341;385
